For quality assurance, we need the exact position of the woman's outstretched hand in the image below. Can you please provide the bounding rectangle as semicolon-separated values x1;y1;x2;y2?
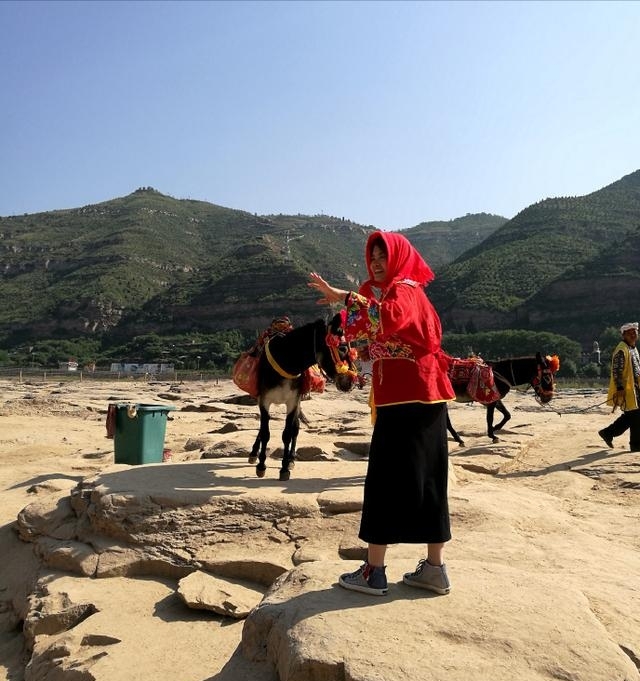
307;272;348;305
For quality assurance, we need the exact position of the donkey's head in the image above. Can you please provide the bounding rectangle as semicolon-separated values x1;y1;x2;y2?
532;352;560;404
316;312;358;392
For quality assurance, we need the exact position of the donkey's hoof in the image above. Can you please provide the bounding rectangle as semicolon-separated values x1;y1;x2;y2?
248;456;257;465
256;464;266;478
279;469;291;482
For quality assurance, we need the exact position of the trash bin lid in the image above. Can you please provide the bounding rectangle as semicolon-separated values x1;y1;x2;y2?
114;403;177;411
136;403;177;411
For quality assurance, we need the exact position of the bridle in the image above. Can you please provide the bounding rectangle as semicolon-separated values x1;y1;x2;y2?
491;354;559;404
530;356;558;404
324;329;359;382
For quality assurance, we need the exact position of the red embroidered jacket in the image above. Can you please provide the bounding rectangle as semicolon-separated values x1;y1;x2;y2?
344;279;455;407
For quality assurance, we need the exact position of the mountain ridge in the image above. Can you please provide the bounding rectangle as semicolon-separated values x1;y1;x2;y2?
428;168;640;343
2;169;640;358
0;188;504;348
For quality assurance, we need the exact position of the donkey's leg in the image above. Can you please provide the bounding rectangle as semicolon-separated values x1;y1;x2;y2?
446;412;465;447
288;408;301;469
279;407;300;482
492;400;511;434
248;411;262;464
249;405;270;477
486;403;498;442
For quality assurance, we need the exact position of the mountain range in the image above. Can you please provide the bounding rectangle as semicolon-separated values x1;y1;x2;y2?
1;169;640;358
430;169;640;345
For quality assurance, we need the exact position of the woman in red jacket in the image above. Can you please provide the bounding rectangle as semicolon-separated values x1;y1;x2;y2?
308;231;455;596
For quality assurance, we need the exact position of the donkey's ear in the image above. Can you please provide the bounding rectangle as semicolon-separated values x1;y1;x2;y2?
536;351;544;365
329;311;346;335
329;313;340;335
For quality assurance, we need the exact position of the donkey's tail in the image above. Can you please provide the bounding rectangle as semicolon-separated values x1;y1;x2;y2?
300;409;310;426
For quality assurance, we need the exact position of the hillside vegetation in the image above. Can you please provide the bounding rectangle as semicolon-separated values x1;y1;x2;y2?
2;169;640;369
428;169;640;343
0;189;502;349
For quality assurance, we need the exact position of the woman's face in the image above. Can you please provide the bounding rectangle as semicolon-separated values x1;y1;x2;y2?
370;244;388;283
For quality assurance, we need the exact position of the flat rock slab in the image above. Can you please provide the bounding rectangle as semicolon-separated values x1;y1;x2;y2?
241;559;638;681
177;570;264;619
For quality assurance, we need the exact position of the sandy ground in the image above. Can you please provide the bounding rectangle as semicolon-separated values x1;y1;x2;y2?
0;376;638;680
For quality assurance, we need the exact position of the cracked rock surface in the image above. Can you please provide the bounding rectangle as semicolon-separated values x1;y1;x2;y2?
0;378;638;681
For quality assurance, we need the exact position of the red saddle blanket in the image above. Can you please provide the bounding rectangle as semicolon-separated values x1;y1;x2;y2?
232;351;260;397
448;358;501;405
232;352;326;398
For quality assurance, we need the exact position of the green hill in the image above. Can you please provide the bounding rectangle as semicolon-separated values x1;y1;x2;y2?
0;187;501;351
4;169;640;364
428;169;640;344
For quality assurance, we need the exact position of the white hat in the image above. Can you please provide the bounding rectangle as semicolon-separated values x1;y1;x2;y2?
620;322;639;334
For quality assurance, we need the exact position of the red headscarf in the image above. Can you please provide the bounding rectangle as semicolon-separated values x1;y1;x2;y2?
360;231;434;297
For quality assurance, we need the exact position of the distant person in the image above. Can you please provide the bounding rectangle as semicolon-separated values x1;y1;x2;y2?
308;231;455;596
592;340;601;365
598;322;640;451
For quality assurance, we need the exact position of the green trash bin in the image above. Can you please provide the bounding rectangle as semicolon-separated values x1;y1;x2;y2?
113;403;177;465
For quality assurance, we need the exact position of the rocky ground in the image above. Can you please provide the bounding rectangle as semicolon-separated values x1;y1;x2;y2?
0;376;638;681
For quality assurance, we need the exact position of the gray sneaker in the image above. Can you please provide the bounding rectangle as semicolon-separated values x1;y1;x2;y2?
339;562;388;596
403;559;451;594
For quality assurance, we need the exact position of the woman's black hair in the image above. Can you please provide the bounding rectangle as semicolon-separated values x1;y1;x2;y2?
368;235;386;259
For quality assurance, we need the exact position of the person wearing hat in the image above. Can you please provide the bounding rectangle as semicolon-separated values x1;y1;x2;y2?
598;322;640;451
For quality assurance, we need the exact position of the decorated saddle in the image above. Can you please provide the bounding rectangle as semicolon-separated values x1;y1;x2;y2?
448;357;501;405
232;317;326;397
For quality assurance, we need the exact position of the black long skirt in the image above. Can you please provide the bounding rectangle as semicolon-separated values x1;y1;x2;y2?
358;401;451;545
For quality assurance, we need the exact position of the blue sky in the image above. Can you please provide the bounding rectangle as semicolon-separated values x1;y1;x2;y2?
1;0;639;229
